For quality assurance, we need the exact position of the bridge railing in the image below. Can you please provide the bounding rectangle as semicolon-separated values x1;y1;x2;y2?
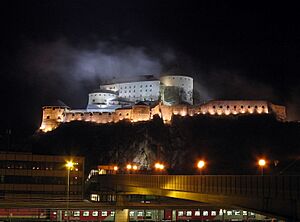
97;175;300;200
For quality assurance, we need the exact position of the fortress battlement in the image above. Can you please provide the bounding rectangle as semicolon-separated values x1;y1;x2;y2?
39;101;286;132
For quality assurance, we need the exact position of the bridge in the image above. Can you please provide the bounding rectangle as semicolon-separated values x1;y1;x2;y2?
89;174;300;221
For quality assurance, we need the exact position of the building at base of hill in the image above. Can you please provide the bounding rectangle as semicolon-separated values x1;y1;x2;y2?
0;152;84;200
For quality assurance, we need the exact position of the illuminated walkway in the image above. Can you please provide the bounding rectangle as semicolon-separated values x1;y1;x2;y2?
91;174;300;221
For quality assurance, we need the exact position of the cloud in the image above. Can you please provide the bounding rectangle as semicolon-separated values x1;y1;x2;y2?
21;39;173;107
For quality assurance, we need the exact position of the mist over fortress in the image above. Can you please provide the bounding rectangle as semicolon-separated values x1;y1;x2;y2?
39;74;287;133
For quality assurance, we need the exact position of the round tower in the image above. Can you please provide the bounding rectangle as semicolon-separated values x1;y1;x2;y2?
160;75;193;105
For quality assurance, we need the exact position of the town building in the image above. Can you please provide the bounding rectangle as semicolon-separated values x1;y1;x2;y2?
0;152;84;200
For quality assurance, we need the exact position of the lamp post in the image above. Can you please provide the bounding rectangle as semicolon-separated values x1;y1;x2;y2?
197;160;205;175
258;159;266;176
65;161;74;222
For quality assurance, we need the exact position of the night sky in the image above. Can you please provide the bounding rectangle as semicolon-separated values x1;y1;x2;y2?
0;1;299;139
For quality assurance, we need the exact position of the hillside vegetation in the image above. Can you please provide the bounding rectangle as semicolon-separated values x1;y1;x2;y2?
27;114;300;175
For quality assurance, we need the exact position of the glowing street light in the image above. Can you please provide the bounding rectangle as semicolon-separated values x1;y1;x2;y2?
132;165;138;170
113;166;118;171
126;164;132;170
154;162;165;170
197;160;206;175
65;160;74;222
258;158;266;176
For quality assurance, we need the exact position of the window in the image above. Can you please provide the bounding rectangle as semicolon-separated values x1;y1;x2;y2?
146;211;152;217
137;211;143;217
220;106;223;108
178;211;184;216
194;211;200;216
211;211;217;216
248;105;251;108
46;116;50;119
227;211;233;216
234;211;241;216
262;106;265;108
203;211;208;216
73;211;80;217
186;211;192;216
227;106;229;109
255;105;258;108
129;211;135;217
213;106;216;109
101;211;107;216
234;105;236;109
241;106;244;108
83;211;89;217
243;211;248;216
111;211;115;216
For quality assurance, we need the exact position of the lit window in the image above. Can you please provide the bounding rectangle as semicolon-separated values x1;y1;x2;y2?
194;211;200;216
129;211;135;217
203;211;208;216
111;211;115;216
146;211;152;217
137;211;144;217
178;211;184;216
243;211;248;216
92;211;98;217
227;211;232;216
83;211;89;216
186;211;192;216
64;211;71;216
211;211;217;216
74;211;80;216
101;211;107;216
234;211;241;216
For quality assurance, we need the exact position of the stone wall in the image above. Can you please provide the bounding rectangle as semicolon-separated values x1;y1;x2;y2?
39;100;286;132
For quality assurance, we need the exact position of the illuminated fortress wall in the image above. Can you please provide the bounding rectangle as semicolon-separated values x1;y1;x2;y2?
39;101;287;132
39;106;70;132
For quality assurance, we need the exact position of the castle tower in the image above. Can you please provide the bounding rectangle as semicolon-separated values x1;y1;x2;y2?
39;106;70;132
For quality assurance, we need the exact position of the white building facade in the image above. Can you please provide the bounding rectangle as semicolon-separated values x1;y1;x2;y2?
86;75;193;111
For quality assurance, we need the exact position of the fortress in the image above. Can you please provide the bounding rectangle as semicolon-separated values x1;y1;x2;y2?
39;75;286;132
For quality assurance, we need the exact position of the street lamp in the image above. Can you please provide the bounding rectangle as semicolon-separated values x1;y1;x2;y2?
154;162;165;170
197;160;205;175
258;159;266;176
65;160;74;221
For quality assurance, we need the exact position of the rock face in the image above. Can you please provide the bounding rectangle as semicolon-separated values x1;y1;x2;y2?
30;114;300;175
